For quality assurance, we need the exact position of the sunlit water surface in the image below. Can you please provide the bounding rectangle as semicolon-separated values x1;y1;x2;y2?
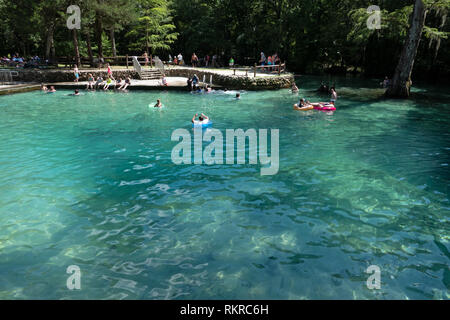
0;76;449;299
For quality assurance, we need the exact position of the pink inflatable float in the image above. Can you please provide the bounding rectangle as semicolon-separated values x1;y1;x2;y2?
313;102;336;112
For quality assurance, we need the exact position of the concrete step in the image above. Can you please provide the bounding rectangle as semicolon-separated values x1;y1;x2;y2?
141;76;162;80
141;70;162;74
140;69;163;80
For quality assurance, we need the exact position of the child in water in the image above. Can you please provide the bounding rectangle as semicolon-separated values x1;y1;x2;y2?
154;99;163;108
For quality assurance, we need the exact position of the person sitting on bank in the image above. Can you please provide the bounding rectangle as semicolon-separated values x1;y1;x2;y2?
187;77;193;91
103;76;114;90
95;76;104;90
161;75;168;86
86;73;95;90
119;77;131;90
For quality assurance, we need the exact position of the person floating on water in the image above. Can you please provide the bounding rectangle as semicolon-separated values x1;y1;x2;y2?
192;113;210;126
154;99;163;108
69;89;80;96
294;98;313;110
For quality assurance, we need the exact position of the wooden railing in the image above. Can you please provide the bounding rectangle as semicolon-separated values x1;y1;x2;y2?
56;55;158;69
230;62;287;77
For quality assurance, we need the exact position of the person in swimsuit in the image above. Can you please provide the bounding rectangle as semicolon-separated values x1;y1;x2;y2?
74;65;80;82
86;73;95;90
294;98;310;109
330;87;337;103
119;77;131;90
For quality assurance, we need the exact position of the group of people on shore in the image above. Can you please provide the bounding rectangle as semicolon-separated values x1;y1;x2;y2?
72;64;132;91
259;52;280;67
1;53;44;68
169;53;223;68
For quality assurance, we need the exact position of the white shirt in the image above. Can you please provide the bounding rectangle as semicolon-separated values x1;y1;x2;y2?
193;119;209;126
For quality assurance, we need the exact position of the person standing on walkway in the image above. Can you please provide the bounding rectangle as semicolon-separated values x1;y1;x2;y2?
73;65;80;82
191;53;198;68
259;52;266;66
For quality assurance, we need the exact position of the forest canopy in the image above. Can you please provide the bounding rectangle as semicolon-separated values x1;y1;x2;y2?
0;0;448;79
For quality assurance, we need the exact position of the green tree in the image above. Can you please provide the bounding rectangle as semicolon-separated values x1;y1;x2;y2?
127;0;178;55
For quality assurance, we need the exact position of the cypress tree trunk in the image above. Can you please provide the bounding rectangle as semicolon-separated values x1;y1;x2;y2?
45;22;55;62
110;29;117;58
95;14;104;59
73;29;81;67
386;0;427;98
86;30;94;66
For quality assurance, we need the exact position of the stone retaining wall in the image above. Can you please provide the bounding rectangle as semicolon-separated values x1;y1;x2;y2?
14;69;138;83
12;68;293;90
165;68;294;90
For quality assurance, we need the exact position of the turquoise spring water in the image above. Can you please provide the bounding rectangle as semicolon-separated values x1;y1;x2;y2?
0;76;448;300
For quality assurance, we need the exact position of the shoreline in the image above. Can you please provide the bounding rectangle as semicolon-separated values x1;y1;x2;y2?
0;66;294;94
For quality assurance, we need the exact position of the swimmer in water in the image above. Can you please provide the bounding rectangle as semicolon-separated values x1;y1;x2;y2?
41;84;48;92
48;86;56;93
154;99;163;108
291;83;299;93
294;98;313;110
192;113;210;125
236;93;241;100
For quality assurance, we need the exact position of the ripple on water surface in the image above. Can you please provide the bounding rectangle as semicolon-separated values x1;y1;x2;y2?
0;78;449;299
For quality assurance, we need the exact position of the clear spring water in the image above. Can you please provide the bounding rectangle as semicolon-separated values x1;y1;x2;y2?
0;76;448;300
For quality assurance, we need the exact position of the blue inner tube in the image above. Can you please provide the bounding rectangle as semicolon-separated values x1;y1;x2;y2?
192;121;212;129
